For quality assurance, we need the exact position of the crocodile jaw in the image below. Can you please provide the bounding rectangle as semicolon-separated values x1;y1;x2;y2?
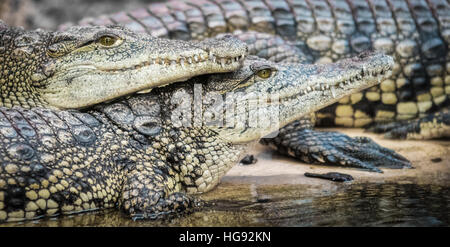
38;32;247;109
277;52;394;130
40;53;246;109
216;52;394;143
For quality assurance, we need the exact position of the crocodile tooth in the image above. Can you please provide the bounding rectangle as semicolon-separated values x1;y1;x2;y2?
137;88;152;94
194;54;199;63
188;57;193;64
330;86;337;98
221;58;226;66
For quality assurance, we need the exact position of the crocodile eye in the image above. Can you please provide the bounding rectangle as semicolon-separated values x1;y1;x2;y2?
256;69;272;79
47;43;67;57
47;46;60;57
98;35;118;47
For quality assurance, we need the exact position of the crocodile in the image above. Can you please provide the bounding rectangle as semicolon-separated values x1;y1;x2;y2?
0;20;247;109
63;0;450;171
0;52;398;222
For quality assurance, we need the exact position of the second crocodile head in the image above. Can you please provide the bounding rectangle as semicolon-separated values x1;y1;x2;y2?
0;22;247;109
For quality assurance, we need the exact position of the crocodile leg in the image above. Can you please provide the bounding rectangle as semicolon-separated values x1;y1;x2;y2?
369;106;450;139
120;163;200;221
260;118;412;173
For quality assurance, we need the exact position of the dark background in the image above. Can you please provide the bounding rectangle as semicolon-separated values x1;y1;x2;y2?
0;0;162;30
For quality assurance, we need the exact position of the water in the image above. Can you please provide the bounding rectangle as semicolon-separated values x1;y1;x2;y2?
3;182;449;227
258;183;449;226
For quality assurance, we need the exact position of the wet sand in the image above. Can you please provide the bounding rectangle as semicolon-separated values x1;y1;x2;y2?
223;128;450;187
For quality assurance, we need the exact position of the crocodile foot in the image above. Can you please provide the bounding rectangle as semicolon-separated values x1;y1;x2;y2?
261;126;412;173
121;166;204;221
128;192;203;221
368;108;450;140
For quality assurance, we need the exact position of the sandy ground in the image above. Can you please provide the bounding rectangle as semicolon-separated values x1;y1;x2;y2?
221;128;450;190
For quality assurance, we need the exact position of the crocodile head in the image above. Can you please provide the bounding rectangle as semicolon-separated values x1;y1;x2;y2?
173;52;394;144
0;22;247;109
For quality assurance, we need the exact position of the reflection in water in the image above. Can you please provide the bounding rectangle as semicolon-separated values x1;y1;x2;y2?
2;183;449;227
259;183;449;226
